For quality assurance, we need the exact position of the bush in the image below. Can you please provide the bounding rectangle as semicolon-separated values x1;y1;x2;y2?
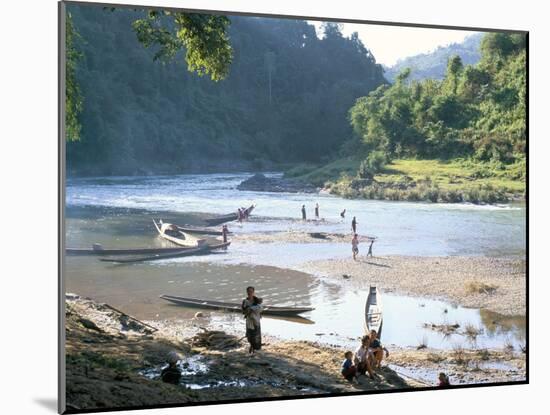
358;151;388;179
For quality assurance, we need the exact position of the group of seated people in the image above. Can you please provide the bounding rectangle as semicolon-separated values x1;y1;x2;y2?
341;329;389;382
341;330;451;387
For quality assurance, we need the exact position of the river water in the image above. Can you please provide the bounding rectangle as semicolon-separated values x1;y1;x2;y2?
65;173;526;350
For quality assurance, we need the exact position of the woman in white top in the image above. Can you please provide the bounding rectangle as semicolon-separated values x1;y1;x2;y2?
242;286;263;354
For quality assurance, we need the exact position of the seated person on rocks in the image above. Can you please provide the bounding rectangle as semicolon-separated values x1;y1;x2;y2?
161;351;182;385
438;372;451;387
354;335;377;380
341;351;357;382
368;329;390;369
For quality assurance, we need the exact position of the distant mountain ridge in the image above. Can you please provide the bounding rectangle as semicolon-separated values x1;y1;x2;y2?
384;33;483;82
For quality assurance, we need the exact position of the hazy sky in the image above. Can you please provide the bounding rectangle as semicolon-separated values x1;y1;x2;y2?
311;21;480;66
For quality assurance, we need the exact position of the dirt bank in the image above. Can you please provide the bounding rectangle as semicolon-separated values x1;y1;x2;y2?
65;295;412;411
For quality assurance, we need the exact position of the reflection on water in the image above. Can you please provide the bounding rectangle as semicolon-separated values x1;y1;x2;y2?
66;251;525;351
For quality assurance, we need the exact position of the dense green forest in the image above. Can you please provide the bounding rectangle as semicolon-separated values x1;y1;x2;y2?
66;5;386;175
384;34;482;82
316;32;526;203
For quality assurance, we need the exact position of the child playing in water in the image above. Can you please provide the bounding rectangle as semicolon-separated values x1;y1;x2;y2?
341;351;357;382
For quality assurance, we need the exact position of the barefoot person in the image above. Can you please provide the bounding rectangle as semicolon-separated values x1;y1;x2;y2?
368;330;389;369
341;351;357;382
352;233;359;261
222;225;229;249
241;286;263;354
351;216;358;233
367;238;374;257
354;335;376;379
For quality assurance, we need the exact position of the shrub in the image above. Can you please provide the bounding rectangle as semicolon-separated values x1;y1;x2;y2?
358;151;388;179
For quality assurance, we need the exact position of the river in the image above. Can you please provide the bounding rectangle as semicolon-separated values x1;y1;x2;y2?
65;172;526;350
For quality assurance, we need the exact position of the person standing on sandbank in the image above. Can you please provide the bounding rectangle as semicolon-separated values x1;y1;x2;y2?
301;204;307;221
352;233;359;261
241;286;263;354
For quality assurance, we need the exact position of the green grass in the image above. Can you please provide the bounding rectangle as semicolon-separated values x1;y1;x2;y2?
287;157;525;204
376;159;525;194
284;158;361;187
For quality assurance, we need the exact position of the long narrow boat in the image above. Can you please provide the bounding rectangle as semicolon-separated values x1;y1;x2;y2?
66;245;195;256
154;219;207;247
203;204;255;226
365;286;383;337
160;294;314;316
175;225;230;236
99;242;231;264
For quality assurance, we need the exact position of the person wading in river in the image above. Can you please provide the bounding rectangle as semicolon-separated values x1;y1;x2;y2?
340;209;346;220
351;216;358;233
222;225;229;249
301;204;307;221
315;203;320;220
242;286;263;354
352;233;359;261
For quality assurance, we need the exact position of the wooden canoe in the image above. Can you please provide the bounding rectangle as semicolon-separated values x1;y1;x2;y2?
365;286;383;337
99;242;231;264
154;219;207;247
160;294;314;316
66;245;195;256
203;204;255;226
175;225;230;236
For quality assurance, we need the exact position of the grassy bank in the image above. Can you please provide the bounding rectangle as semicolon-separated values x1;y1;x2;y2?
286;158;526;204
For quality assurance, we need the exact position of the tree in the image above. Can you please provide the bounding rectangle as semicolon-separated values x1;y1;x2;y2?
65;12;83;141
132;10;233;81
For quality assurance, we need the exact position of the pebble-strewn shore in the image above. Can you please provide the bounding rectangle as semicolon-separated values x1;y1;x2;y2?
297;255;526;316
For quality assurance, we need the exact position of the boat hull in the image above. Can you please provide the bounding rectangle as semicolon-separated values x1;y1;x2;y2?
160;295;313;316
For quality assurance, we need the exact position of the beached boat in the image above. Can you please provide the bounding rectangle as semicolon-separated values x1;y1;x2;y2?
154;219;207;247
203;204;255;226
99;242;231;264
175;225;230;236
365;286;383;337
160;295;314;316
99;242;231;263
66;244;195;256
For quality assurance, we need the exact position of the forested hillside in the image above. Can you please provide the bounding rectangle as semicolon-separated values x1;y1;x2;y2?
319;32;526;203
384;34;482;82
66;5;386;175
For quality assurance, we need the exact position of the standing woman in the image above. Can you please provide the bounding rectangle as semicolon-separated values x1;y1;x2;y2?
242;286;263;354
352;233;359;261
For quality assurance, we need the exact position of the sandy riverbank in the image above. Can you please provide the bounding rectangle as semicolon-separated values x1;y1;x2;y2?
296;255;525;316
64;294;526;411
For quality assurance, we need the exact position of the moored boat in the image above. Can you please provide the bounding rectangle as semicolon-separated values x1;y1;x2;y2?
66;244;196;256
160;294;314;316
99;242;231;264
203;204;255;226
154;219;207;247
175;225;230;236
365;286;383;337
